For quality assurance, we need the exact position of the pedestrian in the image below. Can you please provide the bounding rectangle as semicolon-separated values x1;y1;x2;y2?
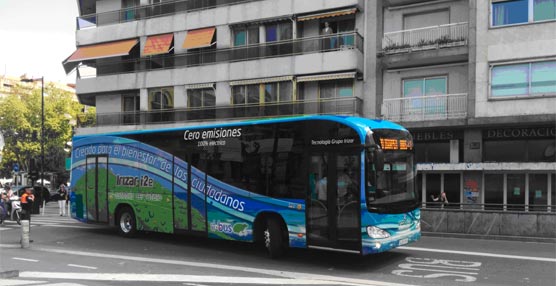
431;191;449;208
58;183;68;216
20;187;35;221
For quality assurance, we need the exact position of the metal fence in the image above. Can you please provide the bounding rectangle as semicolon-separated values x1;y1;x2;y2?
77;0;260;30
88;97;363;127
382;22;468;54
79;32;363;78
382;93;467;122
423;202;556;213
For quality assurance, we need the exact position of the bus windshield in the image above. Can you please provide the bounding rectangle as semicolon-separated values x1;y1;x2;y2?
366;129;418;213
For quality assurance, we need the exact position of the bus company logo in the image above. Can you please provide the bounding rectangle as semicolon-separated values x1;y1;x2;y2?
210;221;249;237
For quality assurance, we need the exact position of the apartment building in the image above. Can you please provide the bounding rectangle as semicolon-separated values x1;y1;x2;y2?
66;0;556;212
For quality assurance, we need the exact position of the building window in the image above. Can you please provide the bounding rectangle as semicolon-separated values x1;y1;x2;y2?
403;76;447;98
232;81;294;117
188;88;215;120
491;60;556;98
148;87;174;122
149;87;174;110
233;26;259;46
188;88;215;108
415;142;451;163
492;0;556;27
122;94;140;124
319;79;354;99
484;139;556;162
529;173;548;211
265;21;292;42
485;174;504;210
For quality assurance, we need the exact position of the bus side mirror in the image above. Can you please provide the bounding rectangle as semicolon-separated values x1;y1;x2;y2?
374;149;384;172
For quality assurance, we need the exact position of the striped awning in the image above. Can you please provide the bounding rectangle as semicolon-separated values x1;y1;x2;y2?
229;76;293;86
182;27;216;49
65;39;138;62
297;8;357;22
297;72;356;82
143;33;174;56
185;83;215;90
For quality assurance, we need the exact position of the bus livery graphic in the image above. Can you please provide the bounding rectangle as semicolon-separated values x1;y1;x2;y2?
70;115;420;256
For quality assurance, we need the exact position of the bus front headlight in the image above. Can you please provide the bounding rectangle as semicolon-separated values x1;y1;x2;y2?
367;226;390;239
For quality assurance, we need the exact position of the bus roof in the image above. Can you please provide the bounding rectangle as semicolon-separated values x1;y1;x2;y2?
74;115;407;141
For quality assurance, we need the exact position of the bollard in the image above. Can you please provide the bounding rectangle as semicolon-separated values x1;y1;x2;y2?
67;201;70;217
21;220;30;248
41;200;46;216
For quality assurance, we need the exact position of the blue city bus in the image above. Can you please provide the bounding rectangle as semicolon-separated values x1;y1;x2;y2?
69;115;420;257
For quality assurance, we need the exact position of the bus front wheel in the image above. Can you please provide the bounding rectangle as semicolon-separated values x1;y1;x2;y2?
264;218;286;258
117;206;137;238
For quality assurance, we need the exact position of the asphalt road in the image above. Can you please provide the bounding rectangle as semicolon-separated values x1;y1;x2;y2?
1;203;555;286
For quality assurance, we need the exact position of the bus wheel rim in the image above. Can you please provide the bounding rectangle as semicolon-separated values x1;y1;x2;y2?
264;228;271;249
120;213;132;233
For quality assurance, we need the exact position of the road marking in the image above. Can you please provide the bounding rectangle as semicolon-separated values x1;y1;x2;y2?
19;272;361;285
68;264;98;270
0;279;45;286
398;246;556;263
12;257;39;262
392;257;482;283
24;247;414;286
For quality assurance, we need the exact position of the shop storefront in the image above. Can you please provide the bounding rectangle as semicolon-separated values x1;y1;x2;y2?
414;126;556;212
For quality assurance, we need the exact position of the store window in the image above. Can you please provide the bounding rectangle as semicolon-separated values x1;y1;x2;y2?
507;174;526;211
485;174;504;210
444;174;461;208
529;174;548;211
492;0;555;26
425;174;442;207
484;139;556;162
550;173;556;212
415;142;451;163
491;60;556;98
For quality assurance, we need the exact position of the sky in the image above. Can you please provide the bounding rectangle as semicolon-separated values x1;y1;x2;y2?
0;0;78;84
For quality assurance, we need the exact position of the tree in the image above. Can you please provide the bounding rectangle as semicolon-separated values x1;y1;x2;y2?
0;82;95;178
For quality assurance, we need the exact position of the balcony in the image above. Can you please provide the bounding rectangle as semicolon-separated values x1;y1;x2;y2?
81;97;363;127
77;0;260;30
382;93;467;122
78;32;363;78
382;22;468;54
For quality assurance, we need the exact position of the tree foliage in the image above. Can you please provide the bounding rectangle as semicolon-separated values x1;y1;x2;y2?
0;83;95;178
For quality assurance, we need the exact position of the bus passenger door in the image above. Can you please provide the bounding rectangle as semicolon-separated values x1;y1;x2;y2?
85;155;109;223
307;152;360;251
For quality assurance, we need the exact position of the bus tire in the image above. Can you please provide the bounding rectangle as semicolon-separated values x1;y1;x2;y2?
264;217;286;258
117;206;137;238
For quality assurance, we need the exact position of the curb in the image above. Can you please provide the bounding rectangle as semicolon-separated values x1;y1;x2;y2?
0;270;19;279
422;232;556;243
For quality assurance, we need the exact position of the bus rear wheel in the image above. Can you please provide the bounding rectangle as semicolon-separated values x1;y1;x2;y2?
117;206;137;238
263;218;286;258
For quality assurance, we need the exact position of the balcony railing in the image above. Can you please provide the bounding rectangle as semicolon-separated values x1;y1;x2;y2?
78;32;364;78
382;22;468;54
382;93;467;122
77;0;260;30
84;97;363;127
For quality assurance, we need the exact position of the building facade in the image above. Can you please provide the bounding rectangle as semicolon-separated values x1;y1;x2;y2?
66;0;556;213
